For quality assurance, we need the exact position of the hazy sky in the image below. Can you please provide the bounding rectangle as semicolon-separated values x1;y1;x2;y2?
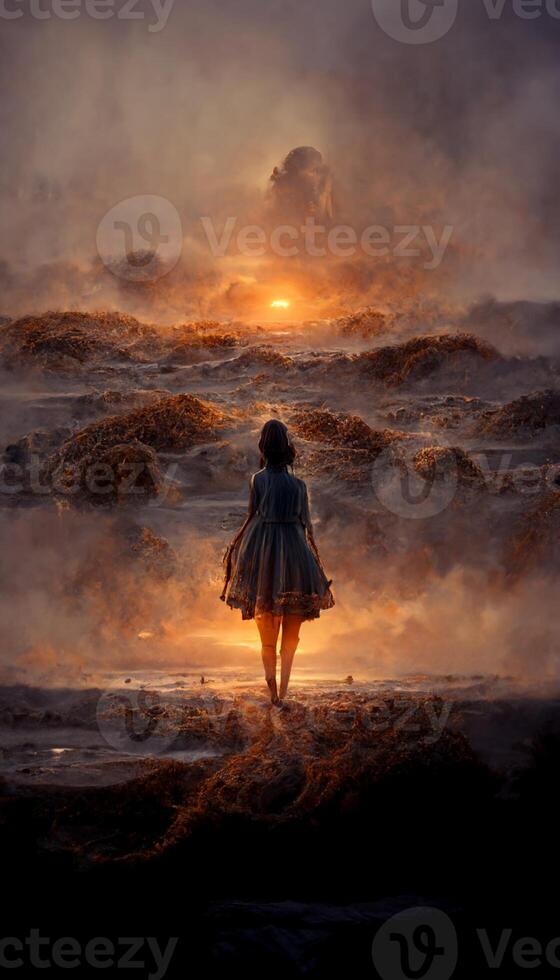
1;0;559;307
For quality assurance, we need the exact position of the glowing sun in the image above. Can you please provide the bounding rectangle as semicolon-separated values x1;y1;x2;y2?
270;299;290;309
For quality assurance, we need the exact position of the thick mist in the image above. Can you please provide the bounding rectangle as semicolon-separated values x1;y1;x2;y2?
1;0;560;316
1;1;560;689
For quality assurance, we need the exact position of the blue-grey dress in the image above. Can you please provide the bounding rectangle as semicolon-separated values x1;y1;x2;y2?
223;464;335;621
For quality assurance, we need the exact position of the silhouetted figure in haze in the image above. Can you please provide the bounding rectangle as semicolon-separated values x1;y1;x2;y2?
268;146;334;225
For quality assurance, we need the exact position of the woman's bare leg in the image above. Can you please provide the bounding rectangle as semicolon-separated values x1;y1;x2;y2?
256;613;281;703
279;615;304;699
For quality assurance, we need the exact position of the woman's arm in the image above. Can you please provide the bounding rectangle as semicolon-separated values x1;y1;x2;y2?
301;483;331;583
220;475;257;600
231;475;257;546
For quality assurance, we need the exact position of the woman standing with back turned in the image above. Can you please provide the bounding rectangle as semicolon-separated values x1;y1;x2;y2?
221;420;334;706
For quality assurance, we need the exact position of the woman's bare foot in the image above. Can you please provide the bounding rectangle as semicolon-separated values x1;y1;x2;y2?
266;677;279;705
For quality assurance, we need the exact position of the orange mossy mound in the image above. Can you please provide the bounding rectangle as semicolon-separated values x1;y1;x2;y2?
0;311;159;369
172;334;239;354
169;321;241;358
353;333;500;386
56;442;162;505
176;319;229;334
335;307;392;340
291;407;406;453
291;408;407;487
414;446;486;488
476;390;560;439
233;347;293;370
47;393;228;474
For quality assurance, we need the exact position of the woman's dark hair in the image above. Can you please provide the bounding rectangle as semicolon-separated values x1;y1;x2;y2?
259;419;296;469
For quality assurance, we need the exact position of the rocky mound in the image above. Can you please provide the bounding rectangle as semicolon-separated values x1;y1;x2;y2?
476;390;560;440
0;311;160;370
352;333;500;387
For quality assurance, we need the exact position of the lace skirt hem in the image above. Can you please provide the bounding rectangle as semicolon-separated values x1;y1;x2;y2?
226;589;335;622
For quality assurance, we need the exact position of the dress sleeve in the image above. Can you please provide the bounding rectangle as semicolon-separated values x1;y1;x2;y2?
220;474;258;600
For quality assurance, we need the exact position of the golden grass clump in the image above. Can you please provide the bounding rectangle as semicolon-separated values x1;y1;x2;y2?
169;321;241;360
290;407;406;453
336;307;392;340
234;347;293;370
0;311;159;369
45;394;229;504
49;393;228;471
413;446;486;487
354;333;500;386
64;442;162;505
291;408;407;487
